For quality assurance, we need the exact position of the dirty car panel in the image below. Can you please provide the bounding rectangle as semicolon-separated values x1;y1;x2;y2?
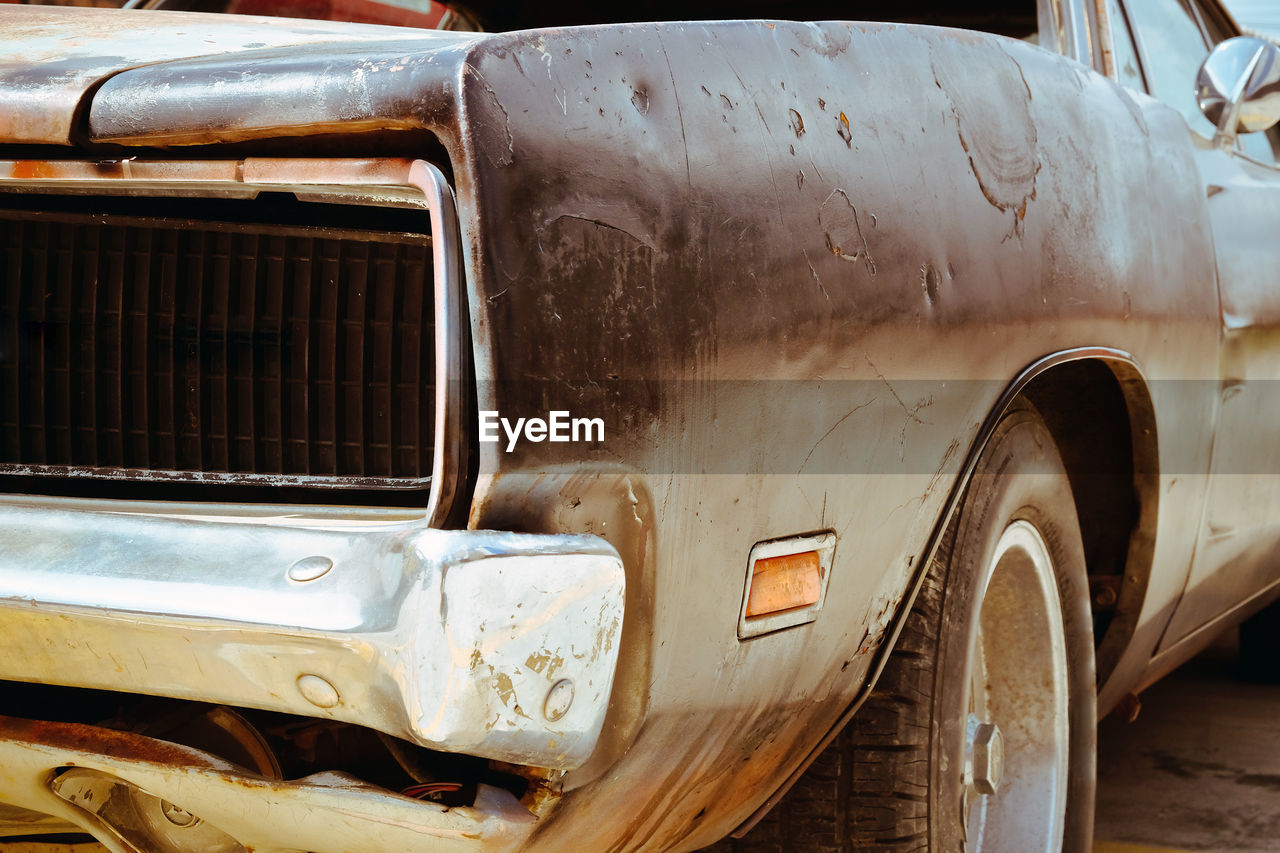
0;0;1277;850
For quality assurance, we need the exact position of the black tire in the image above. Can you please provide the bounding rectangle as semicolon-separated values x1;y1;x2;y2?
1239;599;1280;683
727;402;1096;852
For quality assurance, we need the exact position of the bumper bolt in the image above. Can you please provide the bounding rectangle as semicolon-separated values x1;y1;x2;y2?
544;678;575;721
297;674;340;708
288;556;333;582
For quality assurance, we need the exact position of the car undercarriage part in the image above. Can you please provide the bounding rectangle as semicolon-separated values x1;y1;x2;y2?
137;705;283;780
0;710;545;852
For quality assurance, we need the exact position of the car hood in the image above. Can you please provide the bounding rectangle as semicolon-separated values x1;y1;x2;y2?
0;6;479;146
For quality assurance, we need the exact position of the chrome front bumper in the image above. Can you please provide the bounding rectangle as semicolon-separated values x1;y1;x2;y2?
0;496;625;771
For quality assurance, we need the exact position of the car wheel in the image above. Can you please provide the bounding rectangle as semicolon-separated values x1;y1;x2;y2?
731;401;1096;852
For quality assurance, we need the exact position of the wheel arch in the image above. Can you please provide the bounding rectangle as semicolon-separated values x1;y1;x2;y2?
731;347;1159;839
1018;353;1159;690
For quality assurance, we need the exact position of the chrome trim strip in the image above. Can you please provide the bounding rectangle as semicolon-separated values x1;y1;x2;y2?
0;464;433;490
408;160;467;527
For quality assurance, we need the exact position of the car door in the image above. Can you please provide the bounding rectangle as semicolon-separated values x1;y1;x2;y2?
1117;0;1280;648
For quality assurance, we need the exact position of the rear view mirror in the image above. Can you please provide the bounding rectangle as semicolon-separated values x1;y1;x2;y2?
1197;36;1280;148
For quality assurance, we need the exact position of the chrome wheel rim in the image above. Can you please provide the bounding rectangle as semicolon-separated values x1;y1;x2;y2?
962;520;1070;852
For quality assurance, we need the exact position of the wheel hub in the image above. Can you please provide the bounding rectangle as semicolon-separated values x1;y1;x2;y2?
962;519;1070;852
965;716;1004;796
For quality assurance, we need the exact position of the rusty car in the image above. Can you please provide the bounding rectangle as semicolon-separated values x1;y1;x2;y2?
1;0;1279;850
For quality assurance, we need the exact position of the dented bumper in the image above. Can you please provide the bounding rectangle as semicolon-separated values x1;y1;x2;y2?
0;496;625;771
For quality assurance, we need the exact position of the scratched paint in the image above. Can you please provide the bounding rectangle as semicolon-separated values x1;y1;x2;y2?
0;9;1227;852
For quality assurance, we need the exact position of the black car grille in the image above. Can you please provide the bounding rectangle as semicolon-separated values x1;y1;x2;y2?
0;196;437;492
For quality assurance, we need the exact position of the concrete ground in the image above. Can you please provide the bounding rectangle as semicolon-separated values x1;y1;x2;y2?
1093;631;1280;853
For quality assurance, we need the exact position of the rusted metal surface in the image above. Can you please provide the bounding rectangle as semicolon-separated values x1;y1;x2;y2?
0;716;543;852
1;2;1278;850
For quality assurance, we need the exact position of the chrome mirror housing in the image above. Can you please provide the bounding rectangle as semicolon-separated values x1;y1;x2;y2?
1197;36;1280;148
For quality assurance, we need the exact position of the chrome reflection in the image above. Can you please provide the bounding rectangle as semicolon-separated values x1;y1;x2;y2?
1197;35;1280;146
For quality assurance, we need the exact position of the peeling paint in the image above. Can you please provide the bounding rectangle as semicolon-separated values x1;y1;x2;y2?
932;41;1040;235
525;650;566;677
787;107;805;138
465;63;515;167
835;110;852;146
819;188;876;276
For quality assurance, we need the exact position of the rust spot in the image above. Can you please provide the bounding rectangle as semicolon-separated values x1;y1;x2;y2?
788;108;805;138
524;650;565;676
0;716;231;770
491;672;529;718
516;768;563;814
11;161;57;179
836;112;852;147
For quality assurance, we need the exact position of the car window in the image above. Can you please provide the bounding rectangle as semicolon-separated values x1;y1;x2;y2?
1125;0;1219;138
1107;0;1148;90
1126;0;1277;161
1191;0;1279;161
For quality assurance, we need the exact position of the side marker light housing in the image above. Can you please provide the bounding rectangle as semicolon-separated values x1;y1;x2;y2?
738;531;836;639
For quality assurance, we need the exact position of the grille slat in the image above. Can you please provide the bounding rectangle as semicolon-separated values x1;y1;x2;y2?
150;227;177;471
20;221;48;465
73;223;98;467
285;239;309;476
341;241;365;477
0;201;435;491
260;234;285;476
178;229;203;474
50;226;73;464
2;221;21;460
371;245;394;478
126;228;150;469
314;240;337;477
102;225;125;467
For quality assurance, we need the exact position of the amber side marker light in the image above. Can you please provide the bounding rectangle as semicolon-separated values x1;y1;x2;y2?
738;532;836;639
746;551;823;618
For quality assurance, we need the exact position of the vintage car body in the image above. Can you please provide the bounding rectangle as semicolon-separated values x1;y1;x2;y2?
0;0;1277;850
